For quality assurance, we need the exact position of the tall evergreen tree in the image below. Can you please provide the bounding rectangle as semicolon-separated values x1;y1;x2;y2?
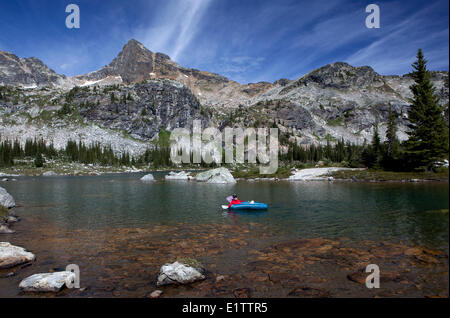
406;49;449;170
382;106;401;170
385;106;399;157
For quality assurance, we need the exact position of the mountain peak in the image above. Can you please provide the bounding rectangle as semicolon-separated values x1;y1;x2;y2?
298;61;383;89
122;39;149;52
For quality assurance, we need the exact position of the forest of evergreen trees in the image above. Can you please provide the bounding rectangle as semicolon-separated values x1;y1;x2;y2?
0;138;133;168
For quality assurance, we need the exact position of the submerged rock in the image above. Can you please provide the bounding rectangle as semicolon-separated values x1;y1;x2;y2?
165;171;191;180
0;187;15;208
233;287;251;298
140;174;155;182
157;261;205;286
147;290;163;298
288;286;330;298
0;242;35;268
19;271;76;292
195;167;236;184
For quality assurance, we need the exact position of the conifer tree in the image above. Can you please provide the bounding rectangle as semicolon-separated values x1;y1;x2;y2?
406;49;449;170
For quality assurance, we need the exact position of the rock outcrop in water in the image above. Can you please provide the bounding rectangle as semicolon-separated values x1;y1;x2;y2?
196;167;236;184
165;171;192;180
0;225;14;234
0;242;35;268
157;260;206;286
140;174;155;182
19;271;76;292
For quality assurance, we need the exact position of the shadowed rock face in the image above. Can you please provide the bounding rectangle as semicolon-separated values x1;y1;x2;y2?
77;79;209;140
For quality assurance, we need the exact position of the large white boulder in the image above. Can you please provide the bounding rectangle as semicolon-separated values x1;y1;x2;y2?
140;174;155;182
195;167;236;184
19;271;76;292
157;261;205;286
165;171;191;180
288;167;364;181
0;242;35;269
0;187;15;208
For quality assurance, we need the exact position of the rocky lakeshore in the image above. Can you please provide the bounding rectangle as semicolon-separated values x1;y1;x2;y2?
1;217;448;298
2;165;448;183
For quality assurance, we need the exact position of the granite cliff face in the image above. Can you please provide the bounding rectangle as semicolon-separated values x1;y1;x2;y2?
0;39;448;156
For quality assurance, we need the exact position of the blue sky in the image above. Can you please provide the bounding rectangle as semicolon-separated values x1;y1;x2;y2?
0;0;448;83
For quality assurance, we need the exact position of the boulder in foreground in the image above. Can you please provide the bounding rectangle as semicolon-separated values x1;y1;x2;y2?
157;260;205;286
19;271;76;292
195;167;236;184
0;242;35;269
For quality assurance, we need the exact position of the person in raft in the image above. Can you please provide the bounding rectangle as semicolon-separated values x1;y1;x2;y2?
228;194;243;208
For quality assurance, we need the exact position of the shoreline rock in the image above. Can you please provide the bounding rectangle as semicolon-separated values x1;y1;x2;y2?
288;167;365;181
19;271;76;292
42;171;57;176
0;187;15;209
0;225;15;234
196;167;236;184
165;171;191;181
0;242;35;269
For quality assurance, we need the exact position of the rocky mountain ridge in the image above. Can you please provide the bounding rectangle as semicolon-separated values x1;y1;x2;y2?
0;39;448;157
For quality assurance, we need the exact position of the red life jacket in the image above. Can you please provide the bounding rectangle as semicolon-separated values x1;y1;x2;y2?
228;199;242;208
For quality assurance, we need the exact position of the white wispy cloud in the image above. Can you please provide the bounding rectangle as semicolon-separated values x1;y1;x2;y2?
346;2;448;74
217;56;265;76
134;0;212;62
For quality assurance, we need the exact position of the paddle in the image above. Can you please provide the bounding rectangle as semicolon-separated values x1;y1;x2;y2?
222;196;233;210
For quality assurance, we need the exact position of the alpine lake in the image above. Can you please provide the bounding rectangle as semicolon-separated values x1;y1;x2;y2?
1;172;448;298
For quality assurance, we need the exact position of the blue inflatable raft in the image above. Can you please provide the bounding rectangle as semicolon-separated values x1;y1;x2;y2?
229;201;268;211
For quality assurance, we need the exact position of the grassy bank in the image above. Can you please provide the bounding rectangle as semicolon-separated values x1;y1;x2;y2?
231;165;295;179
